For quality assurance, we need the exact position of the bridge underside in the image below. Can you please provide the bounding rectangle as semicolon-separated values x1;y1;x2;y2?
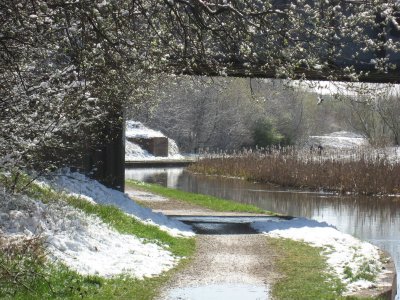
179;65;400;84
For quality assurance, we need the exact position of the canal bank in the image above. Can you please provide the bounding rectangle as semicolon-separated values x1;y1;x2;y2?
125;158;195;168
126;179;397;299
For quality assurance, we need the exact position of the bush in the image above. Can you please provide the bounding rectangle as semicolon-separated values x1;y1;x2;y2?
252;119;288;147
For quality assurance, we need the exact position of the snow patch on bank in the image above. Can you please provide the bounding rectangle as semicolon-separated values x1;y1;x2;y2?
125;139;153;159
126;120;165;139
41;170;194;237
252;218;389;293
125;120;183;160
0;192;177;278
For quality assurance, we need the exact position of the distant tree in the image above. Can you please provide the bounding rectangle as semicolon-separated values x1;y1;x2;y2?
135;77;258;152
136;77;338;152
334;85;400;146
376;92;400;145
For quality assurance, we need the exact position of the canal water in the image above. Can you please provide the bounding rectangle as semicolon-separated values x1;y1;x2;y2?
125;167;400;297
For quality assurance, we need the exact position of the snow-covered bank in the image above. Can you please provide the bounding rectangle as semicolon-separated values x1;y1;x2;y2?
252;218;392;294
1;169;195;279
125;121;183;160
308;131;368;149
305;132;400;166
41;170;194;238
0;192;177;278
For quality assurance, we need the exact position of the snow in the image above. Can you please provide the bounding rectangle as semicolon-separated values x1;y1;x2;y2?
293;80;400;97
126;189;169;202
324;131;364;138
125;120;183;160
167;138;182;158
371;146;400;164
306;131;400;164
308;131;368;149
125;139;153;159
0;192;177;278
126;120;165;139
125;138;184;160
252;218;390;293
0;168;195;279
41;170;194;238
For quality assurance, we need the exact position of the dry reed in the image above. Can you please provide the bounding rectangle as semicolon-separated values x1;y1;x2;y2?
189;147;400;195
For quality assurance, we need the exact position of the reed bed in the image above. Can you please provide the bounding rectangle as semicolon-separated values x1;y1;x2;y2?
189;147;400;195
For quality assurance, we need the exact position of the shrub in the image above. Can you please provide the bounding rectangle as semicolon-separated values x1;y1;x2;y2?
252;119;285;147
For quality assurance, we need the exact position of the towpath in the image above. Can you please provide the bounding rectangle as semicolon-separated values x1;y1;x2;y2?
126;186;281;300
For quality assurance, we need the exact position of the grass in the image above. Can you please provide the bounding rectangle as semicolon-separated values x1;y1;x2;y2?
269;237;345;300
0;176;195;299
189;148;400;195
1;258;186;300
269;237;383;300
343;261;377;283
125;179;274;214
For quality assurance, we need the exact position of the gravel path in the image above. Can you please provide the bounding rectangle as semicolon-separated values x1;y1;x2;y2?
157;234;280;299
126;186;281;300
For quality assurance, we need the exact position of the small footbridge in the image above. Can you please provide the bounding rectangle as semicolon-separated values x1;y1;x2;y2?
169;215;293;235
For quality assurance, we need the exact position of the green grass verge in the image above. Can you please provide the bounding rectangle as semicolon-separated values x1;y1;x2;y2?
1;260;189;300
1;177;195;299
269;237;382;300
126;179;274;214
1;261;180;300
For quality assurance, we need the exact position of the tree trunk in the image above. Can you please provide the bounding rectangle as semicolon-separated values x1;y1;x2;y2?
83;117;125;192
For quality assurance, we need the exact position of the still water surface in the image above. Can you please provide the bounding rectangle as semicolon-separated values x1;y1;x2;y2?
125;167;400;296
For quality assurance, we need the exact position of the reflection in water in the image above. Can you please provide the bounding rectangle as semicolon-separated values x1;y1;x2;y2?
125;168;400;296
125;167;184;188
167;283;268;300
